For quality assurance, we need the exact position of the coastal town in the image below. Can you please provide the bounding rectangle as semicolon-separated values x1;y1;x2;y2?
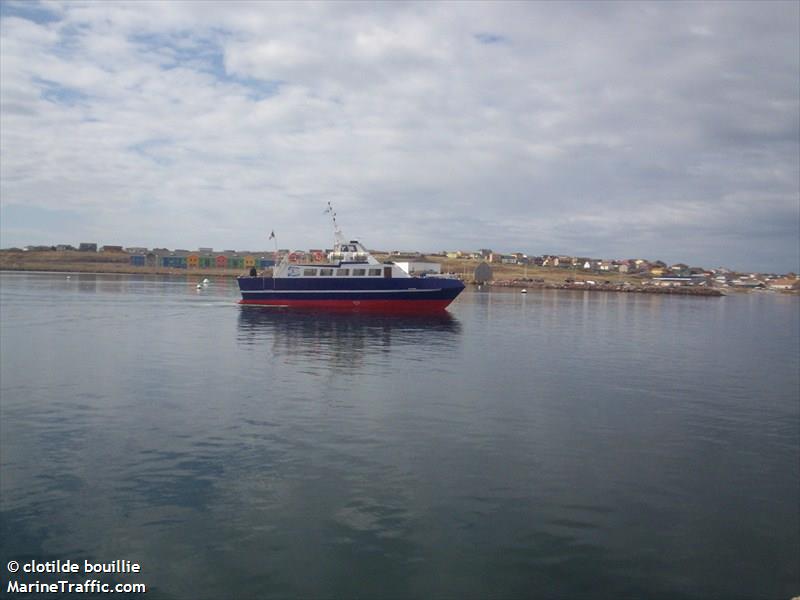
1;243;797;294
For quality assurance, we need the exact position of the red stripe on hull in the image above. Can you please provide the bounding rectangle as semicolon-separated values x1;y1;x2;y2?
239;298;454;312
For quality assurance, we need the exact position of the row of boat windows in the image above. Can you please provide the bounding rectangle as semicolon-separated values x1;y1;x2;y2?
303;268;382;277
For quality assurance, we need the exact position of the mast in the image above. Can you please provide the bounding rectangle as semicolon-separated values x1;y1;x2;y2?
325;201;345;249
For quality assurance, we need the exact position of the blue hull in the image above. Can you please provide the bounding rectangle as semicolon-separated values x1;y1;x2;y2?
237;276;464;311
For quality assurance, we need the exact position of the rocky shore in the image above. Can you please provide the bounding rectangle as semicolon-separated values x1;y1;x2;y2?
481;280;725;296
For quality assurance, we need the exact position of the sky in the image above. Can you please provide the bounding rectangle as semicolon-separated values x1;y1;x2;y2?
1;1;798;272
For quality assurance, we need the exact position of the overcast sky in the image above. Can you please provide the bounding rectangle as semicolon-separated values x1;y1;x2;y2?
1;1;798;272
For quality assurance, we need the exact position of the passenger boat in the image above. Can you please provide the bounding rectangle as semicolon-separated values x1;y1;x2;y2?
237;221;464;312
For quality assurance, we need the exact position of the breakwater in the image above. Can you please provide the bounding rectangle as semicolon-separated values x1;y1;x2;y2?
482;280;724;296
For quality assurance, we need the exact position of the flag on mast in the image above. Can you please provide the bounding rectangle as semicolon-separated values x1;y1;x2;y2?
268;230;275;240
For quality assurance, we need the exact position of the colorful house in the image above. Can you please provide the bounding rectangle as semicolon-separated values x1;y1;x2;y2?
227;256;244;269
162;255;187;269
244;255;256;268
199;255;214;269
215;255;228;268
130;255;146;267
187;254;199;269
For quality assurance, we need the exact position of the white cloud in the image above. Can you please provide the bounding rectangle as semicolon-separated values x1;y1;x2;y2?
1;0;797;271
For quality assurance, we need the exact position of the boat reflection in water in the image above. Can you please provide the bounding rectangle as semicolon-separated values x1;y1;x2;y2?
237;306;461;372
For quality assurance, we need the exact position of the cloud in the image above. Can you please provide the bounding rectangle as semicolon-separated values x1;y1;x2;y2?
0;0;797;271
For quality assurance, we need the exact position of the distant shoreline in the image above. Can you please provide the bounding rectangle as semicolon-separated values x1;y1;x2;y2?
1;251;795;296
0;265;744;297
0;263;247;278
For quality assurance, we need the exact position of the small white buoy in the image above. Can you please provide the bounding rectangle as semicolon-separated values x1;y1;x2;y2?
66;276;71;279
196;283;202;289
203;278;210;284
521;288;527;294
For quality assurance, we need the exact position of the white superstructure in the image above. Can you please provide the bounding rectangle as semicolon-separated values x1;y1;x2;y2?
273;240;411;279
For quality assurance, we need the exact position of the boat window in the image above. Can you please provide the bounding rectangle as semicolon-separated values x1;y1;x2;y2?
319;268;334;276
352;268;366;276
303;268;317;277
339;269;350;276
368;268;381;277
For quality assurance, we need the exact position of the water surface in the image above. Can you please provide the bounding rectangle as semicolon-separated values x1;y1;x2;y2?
1;272;798;599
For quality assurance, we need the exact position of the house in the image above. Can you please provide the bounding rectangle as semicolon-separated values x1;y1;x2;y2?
713;276;729;286
512;253;528;264
56;244;76;251
668;265;692;277
129;255;146;266
162;255;187;269
215;255;228;268
199;255;215;269
101;245;124;253
125;247;148;254
79;243;97;252
650;276;694;287
732;278;765;288
768;277;799;290
227;255;245;270
258;257;276;269
187;254;200;268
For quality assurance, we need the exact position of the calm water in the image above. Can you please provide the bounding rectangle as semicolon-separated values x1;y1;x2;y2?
1;272;798;599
